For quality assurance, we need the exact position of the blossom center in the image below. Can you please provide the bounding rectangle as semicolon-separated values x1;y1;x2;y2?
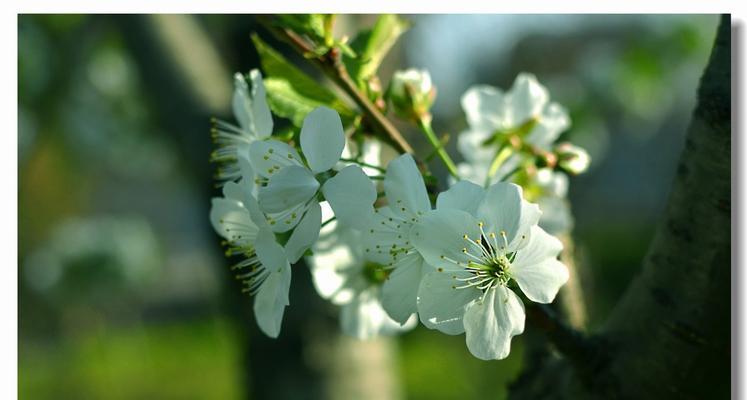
362;262;391;285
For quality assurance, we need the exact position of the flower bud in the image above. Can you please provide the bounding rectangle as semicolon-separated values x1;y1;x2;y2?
555;142;590;175
387;69;436;120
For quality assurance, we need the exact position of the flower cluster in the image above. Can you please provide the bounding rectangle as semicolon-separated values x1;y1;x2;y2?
209;67;586;359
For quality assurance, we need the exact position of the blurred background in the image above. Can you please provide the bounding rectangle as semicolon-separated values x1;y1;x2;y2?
18;14;719;399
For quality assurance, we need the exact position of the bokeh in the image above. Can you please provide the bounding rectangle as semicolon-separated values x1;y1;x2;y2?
18;14;719;399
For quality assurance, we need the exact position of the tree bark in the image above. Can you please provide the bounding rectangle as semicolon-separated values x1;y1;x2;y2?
511;14;731;400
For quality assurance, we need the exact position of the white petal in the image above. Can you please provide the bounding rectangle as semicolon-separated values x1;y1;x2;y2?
463;286;525;360
477;182;540;249
384;154;431;220
284;201;322;263
321;165;376;229
457;128;496;164
222;181;247;203
248;140;303;178
381;253;424;324
437;180;485;216
525;102;569;149
232;73;253;136
411;209;481;270
461;85;507;132
209;197;258;246
508;73;549;126
258;166;319;214
253;229;292;338
360;207;410;265
300;106;345;173
237;154;258;196
511;226;568;303
417;269;480;335
248;69;273;138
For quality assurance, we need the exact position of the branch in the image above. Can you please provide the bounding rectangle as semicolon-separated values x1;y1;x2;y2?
526;303;594;367
259;18;415;154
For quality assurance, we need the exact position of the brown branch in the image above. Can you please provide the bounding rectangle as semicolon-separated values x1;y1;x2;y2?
526;303;594;366
258;17;414;154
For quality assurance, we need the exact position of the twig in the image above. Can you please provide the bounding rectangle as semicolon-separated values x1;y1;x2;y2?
525;303;594;367
416;115;460;178
258;18;415;154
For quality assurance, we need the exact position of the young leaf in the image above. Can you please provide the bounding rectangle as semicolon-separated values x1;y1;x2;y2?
274;14;326;42
251;34;353;127
344;15;410;84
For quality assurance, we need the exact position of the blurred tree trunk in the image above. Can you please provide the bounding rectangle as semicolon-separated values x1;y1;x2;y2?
115;15;402;400
510;14;731;400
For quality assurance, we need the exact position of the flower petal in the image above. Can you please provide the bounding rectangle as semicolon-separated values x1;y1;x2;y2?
232;73;254;135
477;182;540;249
284;201;322;263
248;140;303;178
253;229;292;338
411;209;481;271
300;106;345;173
437;180;485;216
209;197;258;247
525;102;569;149
361;207;410;265
321;165;376;229
258;166;319;214
308;208;360;304
381;253;425;324
457;128;496;164
248;69;273;138
508;73;549;126
463;286;525;360
385;154;431;220
417;269;481;335
511;226;568;303
461;85;507;132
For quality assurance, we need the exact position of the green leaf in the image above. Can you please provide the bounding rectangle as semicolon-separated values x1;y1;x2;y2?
344;15;410;84
264;78;354;127
251;34;353;127
274;14;326;42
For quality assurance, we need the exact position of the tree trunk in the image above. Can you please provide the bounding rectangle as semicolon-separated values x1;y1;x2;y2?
511;14;731;400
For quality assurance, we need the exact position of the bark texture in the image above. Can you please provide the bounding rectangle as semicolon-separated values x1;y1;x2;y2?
511;15;731;400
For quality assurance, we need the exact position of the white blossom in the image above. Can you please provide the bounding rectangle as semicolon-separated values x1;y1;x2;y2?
209;179;291;338
456;73;570;187
308;203;416;339
388;69;436;119
556;142;591;175
211;70;273;183
249;106;375;261
412;181;569;360
357;154;434;325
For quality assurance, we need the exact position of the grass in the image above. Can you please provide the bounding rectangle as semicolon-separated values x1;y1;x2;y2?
19;318;243;400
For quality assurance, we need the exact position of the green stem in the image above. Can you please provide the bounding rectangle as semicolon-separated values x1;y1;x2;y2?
340;158;386;173
321;216;337;228
485;145;513;187
416;116;460;179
